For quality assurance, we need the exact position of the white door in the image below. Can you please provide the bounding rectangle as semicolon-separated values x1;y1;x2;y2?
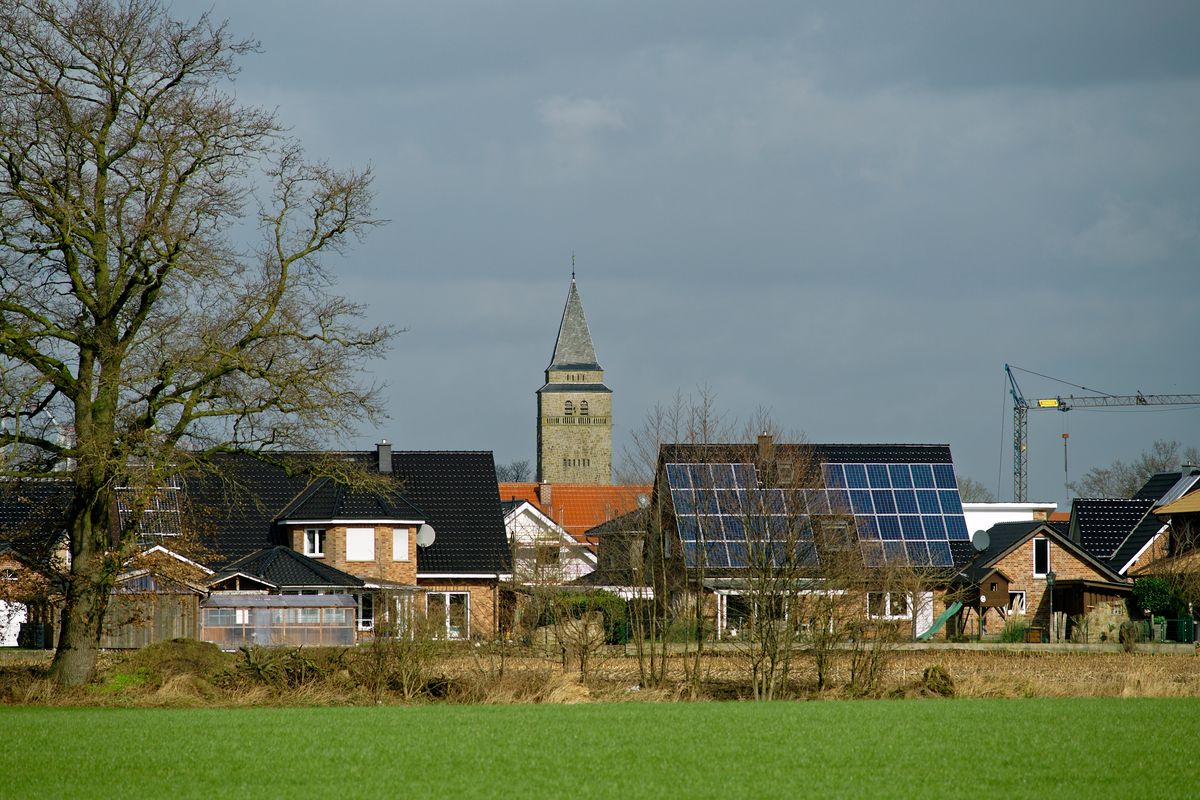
914;592;934;635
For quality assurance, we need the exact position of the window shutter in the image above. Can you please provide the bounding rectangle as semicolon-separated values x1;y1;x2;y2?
346;527;376;561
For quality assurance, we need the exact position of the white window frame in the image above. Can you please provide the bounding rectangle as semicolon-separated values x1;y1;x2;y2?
355;592;374;631
346;527;376;561
235;608;250;625
304;527;326;557
392;528;409;562
867;591;912;620
1033;537;1050;577
425;591;470;640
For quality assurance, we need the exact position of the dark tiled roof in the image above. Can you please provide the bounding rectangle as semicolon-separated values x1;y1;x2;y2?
659;443;954;465
1070;498;1155;559
211;546;364;589
387;451;509;575
0;480;72;562
277;477;425;522
187;451;508;574
183;453;313;565
1134;472;1182;501
1109;514;1166;574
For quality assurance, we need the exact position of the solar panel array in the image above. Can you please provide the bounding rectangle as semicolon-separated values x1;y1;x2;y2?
666;460;969;569
665;463;817;569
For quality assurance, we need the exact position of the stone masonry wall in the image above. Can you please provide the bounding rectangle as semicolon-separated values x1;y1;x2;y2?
538;366;612;484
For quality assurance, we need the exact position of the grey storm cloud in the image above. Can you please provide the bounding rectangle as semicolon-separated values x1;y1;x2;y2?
177;0;1200;506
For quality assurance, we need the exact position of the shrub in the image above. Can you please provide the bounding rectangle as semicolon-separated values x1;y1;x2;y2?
1131;577;1179;618
125;638;228;685
544;590;630;644
1119;621;1143;653
1000;619;1029;643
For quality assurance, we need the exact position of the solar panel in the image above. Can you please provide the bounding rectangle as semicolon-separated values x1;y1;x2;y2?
667;458;970;569
666;462;818;570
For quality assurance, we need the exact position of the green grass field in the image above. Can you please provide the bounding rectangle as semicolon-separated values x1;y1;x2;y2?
1;698;1193;798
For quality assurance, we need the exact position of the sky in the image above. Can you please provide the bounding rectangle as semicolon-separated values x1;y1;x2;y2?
175;1;1200;506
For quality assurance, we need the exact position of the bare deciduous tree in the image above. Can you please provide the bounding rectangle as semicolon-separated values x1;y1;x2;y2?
1070;440;1200;499
957;476;996;503
495;460;532;482
0;0;392;685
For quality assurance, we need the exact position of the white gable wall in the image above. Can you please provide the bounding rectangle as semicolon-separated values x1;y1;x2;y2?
504;503;596;584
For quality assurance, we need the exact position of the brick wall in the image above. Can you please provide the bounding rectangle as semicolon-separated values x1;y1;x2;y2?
417;579;498;639
992;536;1108;626
288;524;417;584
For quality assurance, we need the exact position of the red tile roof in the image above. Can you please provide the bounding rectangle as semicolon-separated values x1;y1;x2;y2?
498;483;652;550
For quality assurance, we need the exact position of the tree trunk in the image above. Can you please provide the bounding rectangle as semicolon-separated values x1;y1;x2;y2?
48;489;117;686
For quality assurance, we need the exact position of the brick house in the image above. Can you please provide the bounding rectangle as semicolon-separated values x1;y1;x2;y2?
956;521;1131;641
0;443;510;646
650;436;978;640
185;444;510;641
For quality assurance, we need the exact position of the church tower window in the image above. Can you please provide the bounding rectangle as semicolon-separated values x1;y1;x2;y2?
580;401;589;417
564;401;574;416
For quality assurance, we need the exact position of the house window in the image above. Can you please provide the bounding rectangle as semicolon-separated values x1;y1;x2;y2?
235;608;250;625
564;401;574;416
204;608;236;626
1007;591;1026;615
1033;538;1050;577
426;592;470;639
580;400;589;417
354;592;374;631
867;592;910;619
304;528;326;557
393;529;409;562
346;527;375;561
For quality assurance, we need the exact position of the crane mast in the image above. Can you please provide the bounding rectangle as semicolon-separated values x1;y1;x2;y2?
1005;364;1200;502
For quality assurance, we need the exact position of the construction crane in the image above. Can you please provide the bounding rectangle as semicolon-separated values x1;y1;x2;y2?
1005;364;1200;502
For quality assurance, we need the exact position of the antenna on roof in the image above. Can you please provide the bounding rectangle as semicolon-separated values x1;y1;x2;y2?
571;251;575;280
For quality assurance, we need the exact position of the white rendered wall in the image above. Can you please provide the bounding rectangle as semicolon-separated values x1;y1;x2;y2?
962;502;1057;536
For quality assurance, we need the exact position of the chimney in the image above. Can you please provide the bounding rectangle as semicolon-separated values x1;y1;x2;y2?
757;432;774;463
376;439;392;473
537;482;552;509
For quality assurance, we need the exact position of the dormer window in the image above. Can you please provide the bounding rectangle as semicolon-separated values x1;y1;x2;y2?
304;528;326;557
564;401;574;416
580;400;589;417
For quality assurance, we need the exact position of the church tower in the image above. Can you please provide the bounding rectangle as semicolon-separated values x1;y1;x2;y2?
537;278;612;484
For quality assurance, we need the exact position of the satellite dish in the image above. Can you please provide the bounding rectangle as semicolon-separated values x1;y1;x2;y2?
971;529;990;552
416;524;436;548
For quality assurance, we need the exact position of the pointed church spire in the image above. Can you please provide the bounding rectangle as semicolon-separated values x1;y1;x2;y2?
548;277;600;370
